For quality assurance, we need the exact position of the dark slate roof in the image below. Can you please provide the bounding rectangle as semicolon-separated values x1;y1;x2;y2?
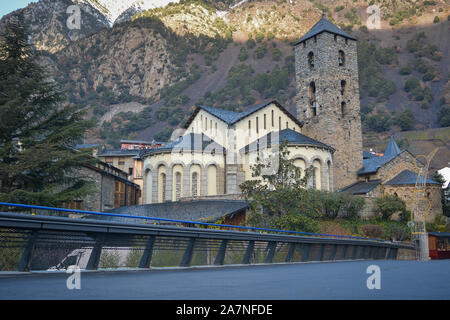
358;137;404;175
294;15;357;46
183;100;303;129
84;200;249;224
141;133;225;158
363;151;378;159
97;149;140;157
385;170;441;186
428;232;450;238
240;128;334;153
384;136;401;158
339;180;381;195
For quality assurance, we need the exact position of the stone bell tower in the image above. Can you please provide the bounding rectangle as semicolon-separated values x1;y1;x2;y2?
294;15;363;189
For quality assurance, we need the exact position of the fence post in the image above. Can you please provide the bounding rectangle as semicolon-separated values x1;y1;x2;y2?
367;246;373;259
214;240;228;266
318;244;325;261
301;243;310;262
180;238;196;267
351;245;358;260
242;240;255;264
139;236;156;269
329;244;338;261
285;243;296;263
265;242;277;264
18;230;38;272
359;246;366;259
385;247;391;260
87;233;105;270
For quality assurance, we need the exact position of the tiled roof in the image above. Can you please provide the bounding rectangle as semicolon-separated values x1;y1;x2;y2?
294;15;357;46
240;128;334;153
183;100;303;129
384;136;401;157
385;170;441;186
86;200;249;223
339;180;382;195
141;133;225;157
358;137;404;175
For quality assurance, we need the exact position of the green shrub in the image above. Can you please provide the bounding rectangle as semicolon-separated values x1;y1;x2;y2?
404;77;420;92
437;105;450;127
374;195;407;220
433;16;440;23
399;65;412;75
238;47;248;61
254;45;267;59
334;5;345;12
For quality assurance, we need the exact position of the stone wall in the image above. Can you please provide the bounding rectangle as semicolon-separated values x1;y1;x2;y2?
383;184;443;223
294;31;363;189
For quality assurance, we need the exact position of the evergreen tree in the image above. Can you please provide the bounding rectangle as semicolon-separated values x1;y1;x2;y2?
0;17;95;206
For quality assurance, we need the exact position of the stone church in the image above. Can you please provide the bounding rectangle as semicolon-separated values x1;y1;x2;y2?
139;16;442;221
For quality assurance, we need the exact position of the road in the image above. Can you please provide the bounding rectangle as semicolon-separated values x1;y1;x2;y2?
0;260;449;299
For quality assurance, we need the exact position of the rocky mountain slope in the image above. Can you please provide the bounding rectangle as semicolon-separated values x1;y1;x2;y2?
1;0;449;163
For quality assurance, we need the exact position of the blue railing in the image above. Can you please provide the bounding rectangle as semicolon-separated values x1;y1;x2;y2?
0;202;389;242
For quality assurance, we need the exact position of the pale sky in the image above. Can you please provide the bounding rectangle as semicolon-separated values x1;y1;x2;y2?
0;1;37;19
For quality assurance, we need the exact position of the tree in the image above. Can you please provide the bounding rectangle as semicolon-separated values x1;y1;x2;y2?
239;142;320;232
0;17;95;206
437;105;450;127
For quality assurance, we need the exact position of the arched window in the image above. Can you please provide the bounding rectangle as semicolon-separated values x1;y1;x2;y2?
307;51;314;68
144;169;152;204
340;80;346;95
192;172;198;197
338;50;345;66
327;161;332;191
271;110;274;127
159;172;166;203
309;81;317;116
312;159;322;190
175;172;181;201
207;165;217;196
341;102;346;117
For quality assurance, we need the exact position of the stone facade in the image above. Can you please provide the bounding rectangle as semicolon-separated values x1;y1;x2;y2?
383;184;442;223
294;31;363;189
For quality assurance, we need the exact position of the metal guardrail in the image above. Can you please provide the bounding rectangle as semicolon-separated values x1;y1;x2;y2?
0;203;414;272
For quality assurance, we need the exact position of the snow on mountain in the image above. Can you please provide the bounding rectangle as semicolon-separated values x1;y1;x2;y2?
76;0;180;25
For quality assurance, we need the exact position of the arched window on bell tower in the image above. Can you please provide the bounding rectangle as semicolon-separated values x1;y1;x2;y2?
341;101;346;117
338;50;345;67
340;80;346;95
307;51;314;69
308;81;317;116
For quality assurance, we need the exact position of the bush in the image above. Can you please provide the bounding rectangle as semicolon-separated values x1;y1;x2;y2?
433;16;440;23
361;225;384;238
393;110;415;131
399;65;412;75
238;47;248;61
374;195;407;220
404;77;420;92
437;105;450;127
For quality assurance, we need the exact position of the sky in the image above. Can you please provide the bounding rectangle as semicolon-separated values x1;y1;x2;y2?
0;1;37;19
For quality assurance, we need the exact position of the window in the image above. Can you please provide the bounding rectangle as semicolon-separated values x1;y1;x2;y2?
192;172;198;197
271;110;274;127
309;81;317;117
341;102;346;116
128;168;133;176
118;157;125;165
210;120;212;132
215;122;217;136
248;120;251;136
278;116;281;129
114;181;126;208
338;50;345;66
175;172;181;201
286;121;288;129
340;80;346;95
308;51;314;68
205;117;208;130
264;114;266;130
334;34;337;41
256;116;259;134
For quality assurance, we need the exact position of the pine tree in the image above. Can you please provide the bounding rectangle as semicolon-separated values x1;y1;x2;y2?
0;16;95;206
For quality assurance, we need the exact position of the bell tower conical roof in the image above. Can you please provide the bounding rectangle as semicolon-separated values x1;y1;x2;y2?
293;14;357;46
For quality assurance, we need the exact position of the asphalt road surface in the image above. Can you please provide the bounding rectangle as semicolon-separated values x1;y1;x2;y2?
0;260;449;299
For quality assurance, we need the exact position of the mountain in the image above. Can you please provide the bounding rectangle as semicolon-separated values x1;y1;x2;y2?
1;0;449;163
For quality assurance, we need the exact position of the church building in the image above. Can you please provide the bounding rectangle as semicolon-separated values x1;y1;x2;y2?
138;15;442;222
